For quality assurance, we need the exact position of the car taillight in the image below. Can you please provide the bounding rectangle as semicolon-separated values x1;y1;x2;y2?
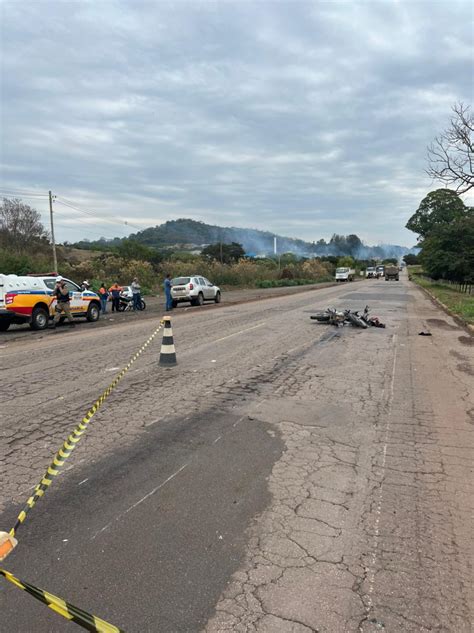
5;292;17;304
189;283;194;290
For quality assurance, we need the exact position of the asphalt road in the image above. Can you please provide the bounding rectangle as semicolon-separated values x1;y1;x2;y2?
0;274;472;632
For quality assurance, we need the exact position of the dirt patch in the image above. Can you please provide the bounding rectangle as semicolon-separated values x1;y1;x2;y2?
450;350;468;361
457;362;473;376
458;335;474;346
426;318;458;330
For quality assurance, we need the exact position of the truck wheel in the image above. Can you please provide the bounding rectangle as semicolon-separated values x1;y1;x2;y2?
86;302;100;322
31;306;49;330
0;320;11;331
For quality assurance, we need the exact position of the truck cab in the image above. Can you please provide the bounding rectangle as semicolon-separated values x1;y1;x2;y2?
335;267;355;282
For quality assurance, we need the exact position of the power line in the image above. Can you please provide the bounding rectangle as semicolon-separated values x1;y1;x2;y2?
53;223;123;241
0;190;49;200
54;207;127;232
55;196;142;231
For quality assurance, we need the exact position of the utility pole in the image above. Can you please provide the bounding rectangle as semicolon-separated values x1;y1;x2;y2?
49;190;58;273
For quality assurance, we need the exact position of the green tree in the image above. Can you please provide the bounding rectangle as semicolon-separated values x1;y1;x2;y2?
420;216;474;282
201;242;245;264
337;256;355;267
114;239;163;266
403;253;419;265
406;189;467;240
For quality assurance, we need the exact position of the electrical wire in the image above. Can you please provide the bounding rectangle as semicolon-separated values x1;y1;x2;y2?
55;196;142;231
0;190;49;200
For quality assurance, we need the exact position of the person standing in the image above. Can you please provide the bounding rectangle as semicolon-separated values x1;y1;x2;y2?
109;282;122;312
131;277;141;311
99;282;109;314
164;274;173;311
49;276;75;328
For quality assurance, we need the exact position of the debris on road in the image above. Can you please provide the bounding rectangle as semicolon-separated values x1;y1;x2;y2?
310;305;386;329
418;331;432;336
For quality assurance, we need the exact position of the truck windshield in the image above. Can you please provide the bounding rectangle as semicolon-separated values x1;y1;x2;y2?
336;268;348;273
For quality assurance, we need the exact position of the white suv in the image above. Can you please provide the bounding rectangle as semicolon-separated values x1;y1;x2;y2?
171;276;221;307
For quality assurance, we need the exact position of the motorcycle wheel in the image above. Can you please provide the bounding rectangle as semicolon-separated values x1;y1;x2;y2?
346;312;368;328
310;313;331;322
139;299;146;310
117;302;126;312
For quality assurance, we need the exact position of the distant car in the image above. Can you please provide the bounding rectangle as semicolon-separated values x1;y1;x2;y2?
0;274;101;331
171;276;221;307
376;265;385;279
366;267;376;278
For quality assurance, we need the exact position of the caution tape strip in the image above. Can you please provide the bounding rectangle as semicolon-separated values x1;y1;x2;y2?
9;319;164;539
0;568;125;632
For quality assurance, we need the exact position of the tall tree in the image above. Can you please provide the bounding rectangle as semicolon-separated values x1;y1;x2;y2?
0;198;49;254
420;216;474;282
427;103;474;194
406;189;467;240
201;242;245;264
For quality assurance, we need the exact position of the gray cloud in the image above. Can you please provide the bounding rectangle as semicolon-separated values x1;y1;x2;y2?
1;0;472;246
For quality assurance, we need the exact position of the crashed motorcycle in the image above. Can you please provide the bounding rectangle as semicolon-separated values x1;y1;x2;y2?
310;305;385;328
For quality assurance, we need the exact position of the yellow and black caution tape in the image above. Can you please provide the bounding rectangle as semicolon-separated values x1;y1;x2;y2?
9;319;165;539
1;318;167;631
0;568;125;632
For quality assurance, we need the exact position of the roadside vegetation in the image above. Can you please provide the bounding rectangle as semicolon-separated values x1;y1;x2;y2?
2;198;396;293
405;103;474;326
410;274;474;325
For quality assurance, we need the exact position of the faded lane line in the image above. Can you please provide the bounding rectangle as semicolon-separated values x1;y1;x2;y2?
212;322;266;344
363;333;398;626
125;463;189;514
91;464;188;540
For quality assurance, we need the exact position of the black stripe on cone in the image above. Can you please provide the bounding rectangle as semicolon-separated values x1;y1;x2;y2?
159;317;177;366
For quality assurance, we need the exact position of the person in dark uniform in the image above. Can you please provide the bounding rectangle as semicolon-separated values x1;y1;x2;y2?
50;276;75;328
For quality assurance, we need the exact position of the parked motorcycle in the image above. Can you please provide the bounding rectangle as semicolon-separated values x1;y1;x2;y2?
118;294;146;311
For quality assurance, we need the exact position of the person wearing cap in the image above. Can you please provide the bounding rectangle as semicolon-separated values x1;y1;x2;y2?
131;277;141;311
50;277;75;328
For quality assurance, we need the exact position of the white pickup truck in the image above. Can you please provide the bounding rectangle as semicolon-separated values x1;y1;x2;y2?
335;267;356;282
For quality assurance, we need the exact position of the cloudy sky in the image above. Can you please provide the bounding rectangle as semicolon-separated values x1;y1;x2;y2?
1;0;472;247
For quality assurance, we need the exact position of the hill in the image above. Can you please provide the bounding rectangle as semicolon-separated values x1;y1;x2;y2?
127;219;415;259
72;219;417;260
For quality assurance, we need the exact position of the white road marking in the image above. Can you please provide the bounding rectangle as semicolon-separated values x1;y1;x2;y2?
124;464;188;514
91;463;188;540
213;322;266;344
213;436;222;444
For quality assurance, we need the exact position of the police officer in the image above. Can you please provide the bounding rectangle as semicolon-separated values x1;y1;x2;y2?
50;276;75;328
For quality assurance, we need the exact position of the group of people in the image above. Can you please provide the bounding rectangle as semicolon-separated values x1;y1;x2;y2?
50;275;174;331
97;278;142;313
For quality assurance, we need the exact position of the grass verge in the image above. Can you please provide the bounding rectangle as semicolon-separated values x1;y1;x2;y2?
411;274;474;326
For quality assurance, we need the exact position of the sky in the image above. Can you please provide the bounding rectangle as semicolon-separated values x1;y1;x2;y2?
0;0;473;247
